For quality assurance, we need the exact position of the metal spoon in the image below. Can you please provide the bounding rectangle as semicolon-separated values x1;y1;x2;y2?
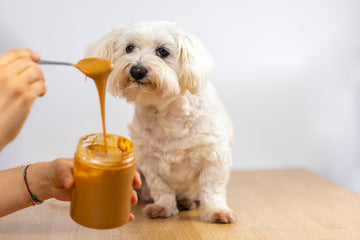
38;58;113;80
37;59;74;66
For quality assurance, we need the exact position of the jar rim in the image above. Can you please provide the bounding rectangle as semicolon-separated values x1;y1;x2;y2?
75;133;135;167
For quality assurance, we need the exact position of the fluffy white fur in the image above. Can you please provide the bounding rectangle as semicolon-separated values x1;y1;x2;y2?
86;21;235;223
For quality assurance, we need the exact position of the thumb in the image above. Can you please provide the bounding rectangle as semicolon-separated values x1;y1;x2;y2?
62;175;74;189
50;158;74;189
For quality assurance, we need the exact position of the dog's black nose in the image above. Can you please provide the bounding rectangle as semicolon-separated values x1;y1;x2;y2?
130;65;148;81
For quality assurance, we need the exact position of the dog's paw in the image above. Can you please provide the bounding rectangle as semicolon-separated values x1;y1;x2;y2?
176;198;198;211
202;209;236;224
143;203;179;219
143;204;166;218
209;209;236;224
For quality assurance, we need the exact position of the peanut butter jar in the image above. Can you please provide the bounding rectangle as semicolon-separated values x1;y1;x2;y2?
70;133;136;229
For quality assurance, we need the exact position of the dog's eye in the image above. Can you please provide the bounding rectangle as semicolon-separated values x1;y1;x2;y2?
126;45;134;54
156;48;169;58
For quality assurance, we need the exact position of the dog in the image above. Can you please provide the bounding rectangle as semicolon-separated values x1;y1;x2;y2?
86;21;235;223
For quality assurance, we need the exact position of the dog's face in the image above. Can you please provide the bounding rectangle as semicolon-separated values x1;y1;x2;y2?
86;21;213;105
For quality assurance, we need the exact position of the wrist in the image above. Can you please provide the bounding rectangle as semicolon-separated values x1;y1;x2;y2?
25;162;52;202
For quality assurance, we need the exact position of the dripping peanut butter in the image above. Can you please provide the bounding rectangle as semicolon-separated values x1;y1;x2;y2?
74;58;113;152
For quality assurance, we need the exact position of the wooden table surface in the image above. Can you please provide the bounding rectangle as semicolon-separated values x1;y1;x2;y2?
0;169;359;240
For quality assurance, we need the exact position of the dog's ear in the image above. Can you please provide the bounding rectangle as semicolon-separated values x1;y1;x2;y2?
85;28;123;61
176;33;214;94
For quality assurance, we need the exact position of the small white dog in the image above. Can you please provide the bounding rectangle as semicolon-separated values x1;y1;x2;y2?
87;21;235;223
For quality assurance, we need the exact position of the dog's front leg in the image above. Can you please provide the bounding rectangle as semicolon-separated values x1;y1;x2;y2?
142;173;179;218
199;165;236;223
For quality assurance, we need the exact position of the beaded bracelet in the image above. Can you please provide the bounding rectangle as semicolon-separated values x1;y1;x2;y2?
23;164;44;205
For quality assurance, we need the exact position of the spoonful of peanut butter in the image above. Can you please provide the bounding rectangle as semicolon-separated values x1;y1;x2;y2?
38;58;113;153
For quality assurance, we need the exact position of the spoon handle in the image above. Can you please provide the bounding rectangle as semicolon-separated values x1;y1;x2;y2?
37;60;74;66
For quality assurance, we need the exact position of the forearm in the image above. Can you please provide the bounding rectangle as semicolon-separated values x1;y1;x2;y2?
0;162;51;217
0;166;31;217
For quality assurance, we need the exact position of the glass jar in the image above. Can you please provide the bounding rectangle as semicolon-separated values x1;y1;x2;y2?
70;133;136;229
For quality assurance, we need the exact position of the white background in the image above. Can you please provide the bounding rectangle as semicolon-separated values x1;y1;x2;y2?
0;0;359;192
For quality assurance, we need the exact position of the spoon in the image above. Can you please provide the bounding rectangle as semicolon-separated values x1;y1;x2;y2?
37;58;113;78
37;59;74;66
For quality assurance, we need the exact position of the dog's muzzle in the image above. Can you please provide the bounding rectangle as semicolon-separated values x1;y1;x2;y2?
130;65;148;84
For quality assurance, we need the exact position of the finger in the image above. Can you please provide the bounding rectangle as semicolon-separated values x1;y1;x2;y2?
129;213;135;222
2;57;35;77
0;49;40;67
38;84;47;97
19;65;46;98
133;170;142;189
53;158;74;188
28;80;47;99
63;175;74;189
18;64;44;84
59;158;75;189
17;59;42;78
28;49;41;61
131;189;138;205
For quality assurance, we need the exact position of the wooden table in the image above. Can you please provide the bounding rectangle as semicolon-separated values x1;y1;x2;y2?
0;169;359;240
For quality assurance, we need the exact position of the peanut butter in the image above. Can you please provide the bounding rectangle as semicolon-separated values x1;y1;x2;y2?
70;58;136;229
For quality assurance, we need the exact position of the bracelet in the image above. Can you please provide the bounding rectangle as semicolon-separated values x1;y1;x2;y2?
23;164;44;205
